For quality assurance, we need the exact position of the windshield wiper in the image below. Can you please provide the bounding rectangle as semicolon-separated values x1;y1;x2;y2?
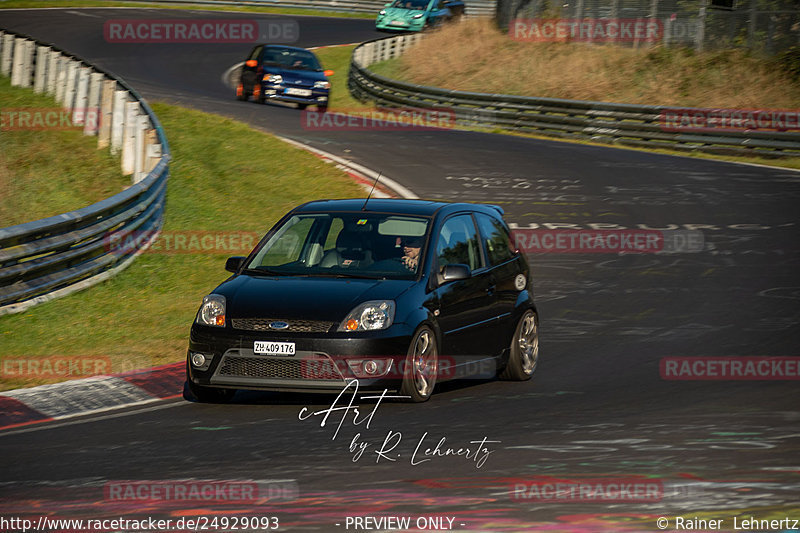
241;267;284;276
313;272;380;279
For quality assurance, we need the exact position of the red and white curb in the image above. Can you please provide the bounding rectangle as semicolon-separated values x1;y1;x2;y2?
0;362;184;431
277;135;418;200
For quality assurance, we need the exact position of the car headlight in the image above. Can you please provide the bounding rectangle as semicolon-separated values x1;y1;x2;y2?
313;80;331;89
339;300;395;332
196;294;226;327
267;74;283;84
412;14;424;18
379;9;386;15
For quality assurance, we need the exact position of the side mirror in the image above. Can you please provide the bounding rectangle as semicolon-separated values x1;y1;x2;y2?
245;60;258;68
441;263;471;282
225;256;246;273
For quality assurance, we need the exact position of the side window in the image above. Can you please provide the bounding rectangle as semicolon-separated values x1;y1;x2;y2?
249;46;262;61
437;214;482;272
475;213;515;266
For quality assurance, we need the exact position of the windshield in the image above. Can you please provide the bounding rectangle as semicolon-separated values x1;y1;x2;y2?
246;212;430;280
263;47;322;71
389;0;430;10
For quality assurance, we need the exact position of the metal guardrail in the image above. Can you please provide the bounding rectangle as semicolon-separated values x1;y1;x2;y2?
133;0;497;17
0;28;171;316
348;35;800;158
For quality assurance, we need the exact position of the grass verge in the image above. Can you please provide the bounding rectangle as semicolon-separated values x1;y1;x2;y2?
315;44;372;112
0;0;374;19
0;76;129;226
377;18;800;108
365;20;800;169
0;101;364;391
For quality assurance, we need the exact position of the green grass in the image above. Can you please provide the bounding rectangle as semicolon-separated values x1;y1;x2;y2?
315;44;371;112
0;101;364;391
0;77;129;227
0;0;374;19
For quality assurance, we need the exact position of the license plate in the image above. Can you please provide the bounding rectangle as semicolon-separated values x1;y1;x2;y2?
285;88;311;97
254;341;295;356
390;20;407;26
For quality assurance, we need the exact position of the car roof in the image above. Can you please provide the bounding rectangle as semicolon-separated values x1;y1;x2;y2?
258;44;315;53
291;199;504;218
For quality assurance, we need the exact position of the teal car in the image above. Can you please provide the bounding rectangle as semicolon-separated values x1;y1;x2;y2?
375;0;465;32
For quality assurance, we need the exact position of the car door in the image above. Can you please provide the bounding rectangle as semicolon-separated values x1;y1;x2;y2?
241;45;263;93
474;212;521;341
433;213;497;363
428;0;445;25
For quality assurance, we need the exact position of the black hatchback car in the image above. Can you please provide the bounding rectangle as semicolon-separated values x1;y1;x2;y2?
186;199;538;403
236;44;332;111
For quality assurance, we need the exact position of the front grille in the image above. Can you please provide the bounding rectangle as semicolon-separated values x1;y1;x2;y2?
231;318;334;333
217;356;342;380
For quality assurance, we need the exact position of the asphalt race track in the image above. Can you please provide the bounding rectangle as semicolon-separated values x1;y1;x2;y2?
1;8;799;532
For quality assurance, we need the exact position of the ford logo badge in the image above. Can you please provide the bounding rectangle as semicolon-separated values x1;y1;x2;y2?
269;321;289;330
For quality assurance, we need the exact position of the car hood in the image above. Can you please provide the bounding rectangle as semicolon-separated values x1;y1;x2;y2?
215;274;414;322
382;8;428;21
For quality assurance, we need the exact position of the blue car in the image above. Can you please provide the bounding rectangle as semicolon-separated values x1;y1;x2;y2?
376;0;465;32
236;44;332;111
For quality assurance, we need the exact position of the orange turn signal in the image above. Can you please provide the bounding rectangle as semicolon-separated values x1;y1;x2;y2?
245;60;258;68
324;69;335;77
346;319;359;331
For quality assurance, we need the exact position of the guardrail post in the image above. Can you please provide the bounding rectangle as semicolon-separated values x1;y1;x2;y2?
98;79;116;149
133;114;149;182
84;72;104;135
54;55;68;103
111;89;128;155
145;130;161;173
122;100;140;175
33;45;49;93
0;29;172;315
73;66;90;125
63;60;79;111
1;33;13;77
11;37;32;87
45;50;60;96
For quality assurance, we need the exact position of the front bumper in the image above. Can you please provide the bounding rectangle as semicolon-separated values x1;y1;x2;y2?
187;323;414;393
262;84;329;106
375;18;425;32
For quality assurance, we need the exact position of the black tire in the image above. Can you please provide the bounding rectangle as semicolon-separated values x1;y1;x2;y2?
399;325;438;402
184;379;236;403
499;309;539;381
297;103;308;110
